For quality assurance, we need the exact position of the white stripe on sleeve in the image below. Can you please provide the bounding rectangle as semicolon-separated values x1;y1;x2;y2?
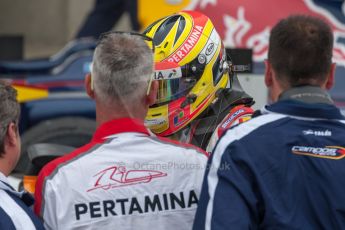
0;190;36;230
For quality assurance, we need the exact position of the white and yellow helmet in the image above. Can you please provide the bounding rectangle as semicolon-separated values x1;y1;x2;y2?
144;11;230;136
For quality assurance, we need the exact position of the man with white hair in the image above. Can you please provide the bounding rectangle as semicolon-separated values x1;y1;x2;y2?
34;32;207;230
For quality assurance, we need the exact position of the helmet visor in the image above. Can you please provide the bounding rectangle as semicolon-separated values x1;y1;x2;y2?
153;62;196;105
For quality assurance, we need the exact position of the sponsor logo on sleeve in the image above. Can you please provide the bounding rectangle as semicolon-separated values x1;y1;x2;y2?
221;109;245;129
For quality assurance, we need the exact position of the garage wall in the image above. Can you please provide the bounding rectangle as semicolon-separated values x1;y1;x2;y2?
0;0;132;58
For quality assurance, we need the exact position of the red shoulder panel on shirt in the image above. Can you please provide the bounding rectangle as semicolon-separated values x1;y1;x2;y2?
34;141;102;216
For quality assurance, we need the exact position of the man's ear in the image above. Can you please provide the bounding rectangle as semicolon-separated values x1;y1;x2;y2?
325;63;336;90
85;73;95;99
5;122;18;147
146;80;158;106
264;60;273;87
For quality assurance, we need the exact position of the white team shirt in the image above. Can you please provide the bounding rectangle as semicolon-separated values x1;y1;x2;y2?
35;118;207;230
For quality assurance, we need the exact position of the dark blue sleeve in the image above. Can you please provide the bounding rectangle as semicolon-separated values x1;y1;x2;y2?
193;142;263;229
0;207;16;230
7;192;45;230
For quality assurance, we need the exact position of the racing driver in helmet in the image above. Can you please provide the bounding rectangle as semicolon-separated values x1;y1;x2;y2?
144;11;254;152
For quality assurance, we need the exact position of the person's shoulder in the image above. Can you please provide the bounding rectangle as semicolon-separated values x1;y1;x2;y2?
221;112;287;142
219;105;254;130
38;142;97;179
150;136;209;158
0;189;44;230
212;112;289;159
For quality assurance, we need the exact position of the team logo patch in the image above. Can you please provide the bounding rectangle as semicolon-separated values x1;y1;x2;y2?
87;165;167;192
292;145;345;160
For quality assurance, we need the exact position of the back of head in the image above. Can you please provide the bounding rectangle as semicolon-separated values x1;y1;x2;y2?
0;81;20;156
268;15;333;87
92;32;154;106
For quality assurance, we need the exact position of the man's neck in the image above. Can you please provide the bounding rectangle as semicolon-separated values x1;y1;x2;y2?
95;99;148;127
0;162;10;177
95;107;146;128
278;85;333;104
96;115;144;127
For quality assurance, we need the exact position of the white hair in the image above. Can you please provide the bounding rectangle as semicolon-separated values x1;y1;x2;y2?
91;33;153;106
